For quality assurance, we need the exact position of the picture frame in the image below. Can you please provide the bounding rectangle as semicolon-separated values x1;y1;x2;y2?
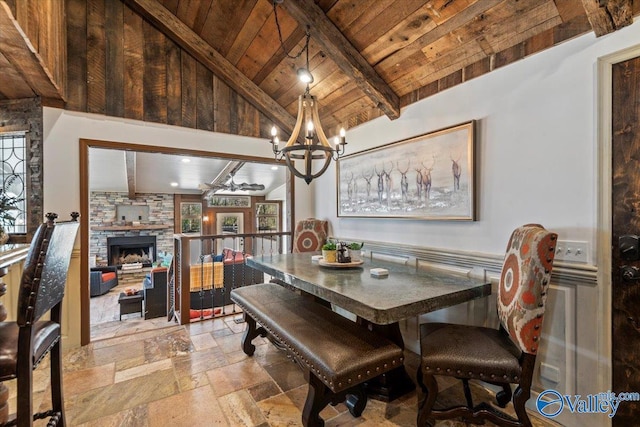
180;202;202;233
207;195;251;208
216;212;244;234
337;121;475;220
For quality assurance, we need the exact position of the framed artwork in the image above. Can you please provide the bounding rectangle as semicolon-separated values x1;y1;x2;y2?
337;121;475;220
207;195;251;208
180;202;202;233
216;212;244;234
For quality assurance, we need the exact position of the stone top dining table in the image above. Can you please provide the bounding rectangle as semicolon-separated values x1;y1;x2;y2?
245;252;491;326
245;252;492;401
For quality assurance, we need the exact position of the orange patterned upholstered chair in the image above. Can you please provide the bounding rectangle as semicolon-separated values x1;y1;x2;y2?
417;224;557;427
291;218;328;253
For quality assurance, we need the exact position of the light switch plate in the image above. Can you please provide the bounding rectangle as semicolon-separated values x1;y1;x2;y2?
554;240;589;263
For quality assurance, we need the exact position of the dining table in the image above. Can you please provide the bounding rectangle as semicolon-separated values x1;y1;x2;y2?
245;252;492;401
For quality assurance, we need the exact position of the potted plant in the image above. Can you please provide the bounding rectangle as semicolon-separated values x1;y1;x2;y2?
0;175;23;245
347;242;364;262
321;241;337;263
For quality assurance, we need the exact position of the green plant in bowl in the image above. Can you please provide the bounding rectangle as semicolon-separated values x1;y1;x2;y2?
321;241;337;262
347;242;364;262
322;241;337;250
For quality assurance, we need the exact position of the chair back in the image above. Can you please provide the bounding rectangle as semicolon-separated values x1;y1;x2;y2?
17;213;79;326
497;224;557;355
292;218;328;253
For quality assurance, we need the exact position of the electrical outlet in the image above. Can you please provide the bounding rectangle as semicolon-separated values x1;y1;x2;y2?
554;240;589;263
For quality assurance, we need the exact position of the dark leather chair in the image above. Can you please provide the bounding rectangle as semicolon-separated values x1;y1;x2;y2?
0;212;79;427
417;224;557;427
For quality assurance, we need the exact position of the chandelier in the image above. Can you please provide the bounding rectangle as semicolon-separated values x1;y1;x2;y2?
269;3;346;184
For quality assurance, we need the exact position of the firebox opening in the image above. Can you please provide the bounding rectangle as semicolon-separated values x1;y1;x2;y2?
107;236;157;268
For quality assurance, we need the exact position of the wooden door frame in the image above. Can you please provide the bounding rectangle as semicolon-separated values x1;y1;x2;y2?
597;44;640;406
79;138;294;345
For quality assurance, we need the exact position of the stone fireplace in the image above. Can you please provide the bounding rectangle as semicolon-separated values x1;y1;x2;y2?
89;192;175;267
107;235;157;267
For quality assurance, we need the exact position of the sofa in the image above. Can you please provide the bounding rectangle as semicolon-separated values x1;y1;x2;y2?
90;266;119;297
189;248;262;310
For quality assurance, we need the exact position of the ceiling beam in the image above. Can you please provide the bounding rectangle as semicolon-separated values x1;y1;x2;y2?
125;151;136;199
123;0;296;133
0;1;64;100
277;0;400;120
580;0;633;37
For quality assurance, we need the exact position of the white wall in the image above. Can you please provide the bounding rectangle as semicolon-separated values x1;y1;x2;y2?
310;18;640;427
313;19;640;264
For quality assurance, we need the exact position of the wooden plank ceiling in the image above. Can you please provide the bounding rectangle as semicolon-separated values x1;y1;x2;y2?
129;0;636;134
1;0;638;135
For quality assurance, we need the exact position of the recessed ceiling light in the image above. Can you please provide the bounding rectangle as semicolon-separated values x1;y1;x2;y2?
181;158;191;163
271;166;279;170
170;182;179;187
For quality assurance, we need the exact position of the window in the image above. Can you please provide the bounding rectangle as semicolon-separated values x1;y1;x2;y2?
0;133;27;234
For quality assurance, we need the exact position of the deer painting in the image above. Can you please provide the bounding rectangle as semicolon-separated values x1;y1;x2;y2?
451;154;461;191
362;170;374;201
397;160;410;203
421;156;436;201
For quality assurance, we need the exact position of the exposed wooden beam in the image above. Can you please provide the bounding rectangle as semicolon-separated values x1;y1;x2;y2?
580;0;633;37
278;0;400;120
123;0;296;133
125;151;136;199
0;1;64;100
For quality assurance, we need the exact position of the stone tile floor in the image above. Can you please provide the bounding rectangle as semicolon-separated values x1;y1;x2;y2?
6;315;562;426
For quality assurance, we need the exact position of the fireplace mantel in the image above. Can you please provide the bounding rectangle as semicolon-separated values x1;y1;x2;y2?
91;224;171;231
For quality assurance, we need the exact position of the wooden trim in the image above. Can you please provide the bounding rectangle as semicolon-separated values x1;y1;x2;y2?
332;236;598;287
278;0;400;120
79;140;90;345
78;138;284;164
91;225;170;231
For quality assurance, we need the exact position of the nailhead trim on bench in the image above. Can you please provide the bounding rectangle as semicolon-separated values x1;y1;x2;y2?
231;284;404;395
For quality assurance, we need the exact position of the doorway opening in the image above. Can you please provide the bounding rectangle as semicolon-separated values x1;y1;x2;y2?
81;139;293;345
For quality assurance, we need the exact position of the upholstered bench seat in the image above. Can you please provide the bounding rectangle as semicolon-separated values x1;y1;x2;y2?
231;283;403;427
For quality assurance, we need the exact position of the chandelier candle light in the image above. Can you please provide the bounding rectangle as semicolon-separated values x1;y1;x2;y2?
270;2;346;184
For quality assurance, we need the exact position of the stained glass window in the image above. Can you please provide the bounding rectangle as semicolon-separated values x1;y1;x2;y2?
0;133;26;234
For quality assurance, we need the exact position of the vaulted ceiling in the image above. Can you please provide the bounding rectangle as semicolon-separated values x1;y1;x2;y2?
120;0;639;133
1;0;638;136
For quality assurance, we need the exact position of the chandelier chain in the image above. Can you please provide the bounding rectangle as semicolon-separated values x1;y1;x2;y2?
273;1;311;61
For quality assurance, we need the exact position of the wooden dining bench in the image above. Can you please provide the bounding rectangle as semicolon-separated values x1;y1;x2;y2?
230;283;404;427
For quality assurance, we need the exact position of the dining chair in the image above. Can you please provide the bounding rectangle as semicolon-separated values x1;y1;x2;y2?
0;212;79;427
291;218;328;253
417;224;557;427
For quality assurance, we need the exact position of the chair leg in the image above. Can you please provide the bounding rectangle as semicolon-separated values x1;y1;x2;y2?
16;362;33;427
50;340;66;426
496;383;512;408
462;379;474;408
512;385;533;427
416;366;438;427
345;385;367;417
